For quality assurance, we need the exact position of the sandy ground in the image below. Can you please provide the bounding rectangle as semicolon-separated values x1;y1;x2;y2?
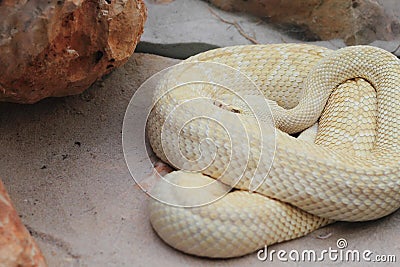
1;52;399;266
1;0;400;266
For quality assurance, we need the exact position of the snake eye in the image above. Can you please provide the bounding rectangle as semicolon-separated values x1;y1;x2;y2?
213;99;242;114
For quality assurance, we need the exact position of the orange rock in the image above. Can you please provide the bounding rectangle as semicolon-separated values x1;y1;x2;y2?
0;0;147;103
207;0;399;45
0;179;47;267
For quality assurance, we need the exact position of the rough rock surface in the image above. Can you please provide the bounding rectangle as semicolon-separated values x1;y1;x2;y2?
139;0;348;58
0;0;147;103
0;179;47;267
206;0;400;45
140;0;400;59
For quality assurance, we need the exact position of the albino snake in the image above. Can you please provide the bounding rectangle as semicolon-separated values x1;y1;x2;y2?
145;44;400;258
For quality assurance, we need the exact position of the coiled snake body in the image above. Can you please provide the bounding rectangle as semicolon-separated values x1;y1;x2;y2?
146;44;400;258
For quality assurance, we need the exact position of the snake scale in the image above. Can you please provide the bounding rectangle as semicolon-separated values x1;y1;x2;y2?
145;44;400;258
